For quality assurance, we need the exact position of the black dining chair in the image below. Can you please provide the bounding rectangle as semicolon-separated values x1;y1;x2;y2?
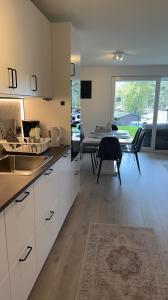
97;137;122;184
132;127;143;146
122;129;145;174
80;127;98;174
111;124;118;131
120;126;142;152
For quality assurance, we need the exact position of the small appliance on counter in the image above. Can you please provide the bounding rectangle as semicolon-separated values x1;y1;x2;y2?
48;127;62;146
22;120;40;137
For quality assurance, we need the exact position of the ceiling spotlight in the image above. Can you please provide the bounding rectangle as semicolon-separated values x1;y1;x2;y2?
113;51;124;61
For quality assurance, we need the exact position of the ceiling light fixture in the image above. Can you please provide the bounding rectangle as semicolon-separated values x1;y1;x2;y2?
113;51;124;61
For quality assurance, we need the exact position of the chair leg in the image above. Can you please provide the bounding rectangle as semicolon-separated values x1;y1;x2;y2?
97;159;102;184
118;156;122;168
135;152;141;174
80;144;83;158
90;153;95;174
93;153;98;168
95;151;99;168
116;160;121;185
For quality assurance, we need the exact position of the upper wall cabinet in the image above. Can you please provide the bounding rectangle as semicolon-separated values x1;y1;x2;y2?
51;23;80;144
70;26;81;80
0;0;52;98
52;22;80;100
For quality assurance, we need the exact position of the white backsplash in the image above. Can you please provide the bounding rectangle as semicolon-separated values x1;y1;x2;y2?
0;99;23;139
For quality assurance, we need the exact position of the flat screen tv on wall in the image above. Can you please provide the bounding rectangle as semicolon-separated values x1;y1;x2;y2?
80;80;92;99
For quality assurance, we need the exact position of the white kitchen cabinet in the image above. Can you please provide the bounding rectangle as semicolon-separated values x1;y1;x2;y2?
0;212;9;283
63;150;73;212
5;185;35;267
34;150;71;231
9;235;36;300
52;23;80;145
21;0;52;98
52;23;80;98
34;150;72;273
71;154;80;206
34;164;60;273
0;0;52;97
34;167;57;230
36;204;59;274
36;17;52;98
71;25;81;80
0;0;24;95
0;274;11;300
55;150;72;221
0;150;79;299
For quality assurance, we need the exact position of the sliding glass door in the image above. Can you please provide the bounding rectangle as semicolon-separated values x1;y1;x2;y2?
112;77;168;151
155;78;168;150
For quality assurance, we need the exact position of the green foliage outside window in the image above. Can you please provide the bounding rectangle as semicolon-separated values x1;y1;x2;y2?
71;80;80;109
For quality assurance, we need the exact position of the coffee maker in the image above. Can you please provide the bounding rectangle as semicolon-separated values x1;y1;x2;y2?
22;120;40;137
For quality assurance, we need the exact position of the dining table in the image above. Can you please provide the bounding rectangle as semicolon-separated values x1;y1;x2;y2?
82;130;133;146
82;130;133;175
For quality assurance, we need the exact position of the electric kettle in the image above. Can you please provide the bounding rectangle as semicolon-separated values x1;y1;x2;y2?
48;127;61;145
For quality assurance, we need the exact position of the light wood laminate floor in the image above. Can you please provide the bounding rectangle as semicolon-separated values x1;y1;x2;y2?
29;152;168;300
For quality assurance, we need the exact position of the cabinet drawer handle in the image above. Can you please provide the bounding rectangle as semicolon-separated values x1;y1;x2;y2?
8;68;14;88
19;246;32;262
71;63;75;76
15;191;30;203
63;153;69;157
64;151;70;157
45;210;55;221
32;74;38;91
13;69;17;88
44;168;54;175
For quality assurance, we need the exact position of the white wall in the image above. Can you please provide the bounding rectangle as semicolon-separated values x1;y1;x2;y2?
81;65;168;135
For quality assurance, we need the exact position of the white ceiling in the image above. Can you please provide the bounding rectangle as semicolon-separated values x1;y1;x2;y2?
32;0;168;66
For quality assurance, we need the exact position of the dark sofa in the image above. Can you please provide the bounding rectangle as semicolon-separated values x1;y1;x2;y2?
143;124;168;150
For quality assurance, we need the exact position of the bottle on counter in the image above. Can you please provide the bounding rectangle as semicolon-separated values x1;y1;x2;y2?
35;126;40;139
29;128;36;139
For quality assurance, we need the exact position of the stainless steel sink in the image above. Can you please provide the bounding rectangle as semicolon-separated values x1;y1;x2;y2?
0;155;53;175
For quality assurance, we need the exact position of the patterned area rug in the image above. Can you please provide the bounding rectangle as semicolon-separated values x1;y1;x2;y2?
76;223;168;300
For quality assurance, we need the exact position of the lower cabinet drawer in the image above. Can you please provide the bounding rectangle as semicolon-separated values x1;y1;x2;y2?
34;170;57;230
74;155;80;172
0;274;11;300
36;206;59;274
9;235;36;300
74;171;80;197
71;154;80;205
0;212;9;282
5;185;35;267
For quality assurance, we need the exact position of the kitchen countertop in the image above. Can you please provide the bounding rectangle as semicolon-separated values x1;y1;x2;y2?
0;145;71;213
